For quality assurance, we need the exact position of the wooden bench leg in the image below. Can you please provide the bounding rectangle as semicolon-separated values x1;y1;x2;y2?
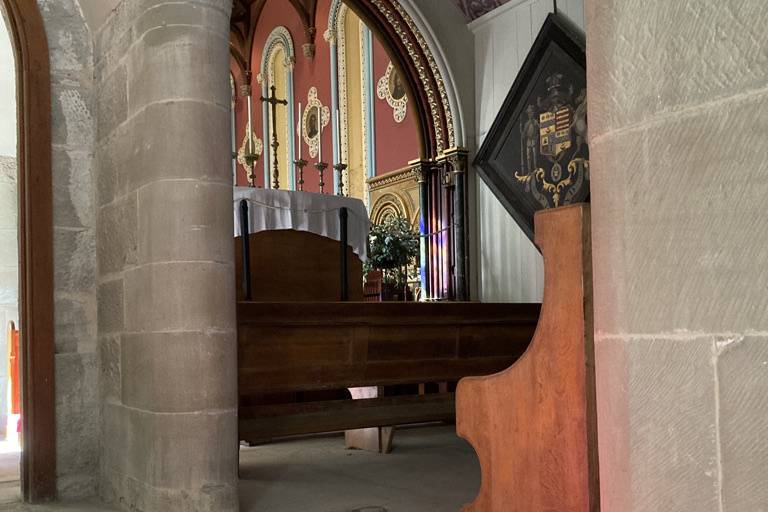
345;386;395;453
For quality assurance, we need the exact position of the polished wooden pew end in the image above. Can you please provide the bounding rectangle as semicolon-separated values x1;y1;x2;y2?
456;204;599;512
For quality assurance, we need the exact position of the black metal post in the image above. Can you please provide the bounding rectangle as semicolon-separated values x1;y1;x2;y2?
339;207;349;301
239;200;252;301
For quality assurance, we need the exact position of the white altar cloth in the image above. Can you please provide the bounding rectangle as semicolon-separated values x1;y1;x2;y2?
233;187;369;260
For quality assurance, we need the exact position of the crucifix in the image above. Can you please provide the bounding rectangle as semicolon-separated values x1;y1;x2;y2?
261;84;288;189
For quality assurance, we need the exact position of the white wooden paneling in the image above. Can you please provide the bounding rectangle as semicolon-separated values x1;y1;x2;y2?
472;0;584;303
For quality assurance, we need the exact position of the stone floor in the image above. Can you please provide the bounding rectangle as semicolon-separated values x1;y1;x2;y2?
239;425;480;512
0;425;479;512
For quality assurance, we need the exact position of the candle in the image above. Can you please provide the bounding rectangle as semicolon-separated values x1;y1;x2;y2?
336;108;342;164
318;105;323;162
297;102;302;160
247;94;254;154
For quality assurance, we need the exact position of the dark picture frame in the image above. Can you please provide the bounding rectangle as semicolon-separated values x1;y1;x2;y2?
474;13;588;242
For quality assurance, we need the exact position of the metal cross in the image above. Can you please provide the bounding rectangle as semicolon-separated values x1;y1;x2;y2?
261;84;288;189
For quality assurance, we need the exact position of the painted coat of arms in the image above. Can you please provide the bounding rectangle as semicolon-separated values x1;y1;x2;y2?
515;72;589;209
474;13;589;241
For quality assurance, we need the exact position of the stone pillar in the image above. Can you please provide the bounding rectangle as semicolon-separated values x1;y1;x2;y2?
443;147;469;301
588;1;768;511
96;1;237;511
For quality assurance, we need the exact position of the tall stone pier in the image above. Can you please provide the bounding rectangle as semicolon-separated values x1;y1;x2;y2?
96;1;238;510
588;1;768;510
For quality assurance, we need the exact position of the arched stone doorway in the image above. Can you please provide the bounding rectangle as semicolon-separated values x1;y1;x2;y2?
0;0;56;503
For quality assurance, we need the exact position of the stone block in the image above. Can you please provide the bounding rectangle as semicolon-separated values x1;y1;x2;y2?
97;279;124;335
127;24;230;115
52;148;94;229
587;0;768;138
123;261;234;333
97;193;137;276
595;335;719;511
137;180;233;265
99;335;121;402
96;64;128;142
57;473;99;501
53;227;96;294
51;84;94;148
590;89;768;334
95;121;132;207
134;2;230;41
55;353;100;477
121;331;236;413
717;335;768;511
54;293;96;353
37;0;92;74
102;402;238;495
122;100;231;190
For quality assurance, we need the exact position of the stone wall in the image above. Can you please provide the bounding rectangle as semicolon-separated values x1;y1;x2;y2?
588;0;768;510
94;1;238;510
0;155;17;439
37;0;100;499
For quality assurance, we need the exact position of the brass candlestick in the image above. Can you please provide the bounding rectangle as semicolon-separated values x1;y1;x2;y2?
243;153;260;187
315;161;328;194
294;158;308;191
334;162;348;196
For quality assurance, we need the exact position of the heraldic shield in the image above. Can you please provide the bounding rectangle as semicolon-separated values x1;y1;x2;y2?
474;13;589;241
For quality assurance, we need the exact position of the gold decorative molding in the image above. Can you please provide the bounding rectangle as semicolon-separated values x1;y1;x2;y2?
370;0;455;153
377;61;408;123
369;165;417;191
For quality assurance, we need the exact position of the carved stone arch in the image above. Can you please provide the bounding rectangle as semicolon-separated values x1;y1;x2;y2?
0;0;56;502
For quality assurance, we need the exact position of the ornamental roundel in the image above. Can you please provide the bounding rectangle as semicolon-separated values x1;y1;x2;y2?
377;62;408;123
302;87;331;159
237;120;264;183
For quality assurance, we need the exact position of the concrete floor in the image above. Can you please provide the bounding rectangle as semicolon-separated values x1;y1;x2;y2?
0;425;479;512
239;425;480;512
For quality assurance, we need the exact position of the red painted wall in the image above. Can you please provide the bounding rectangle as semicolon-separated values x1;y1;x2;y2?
232;0;421;190
372;37;421;175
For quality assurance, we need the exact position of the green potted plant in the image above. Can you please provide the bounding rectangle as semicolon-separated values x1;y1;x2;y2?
365;215;420;301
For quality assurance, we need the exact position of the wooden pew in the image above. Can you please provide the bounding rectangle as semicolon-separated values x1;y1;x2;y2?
456;204;599;511
237;302;540;446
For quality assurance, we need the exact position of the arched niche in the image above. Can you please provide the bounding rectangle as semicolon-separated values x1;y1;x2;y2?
0;0;55;502
259;25;296;189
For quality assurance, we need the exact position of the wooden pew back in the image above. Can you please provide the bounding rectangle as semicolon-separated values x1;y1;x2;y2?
237;302;540;443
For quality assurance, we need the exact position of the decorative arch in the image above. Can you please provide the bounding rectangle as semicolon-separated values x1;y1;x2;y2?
370;192;414;227
340;0;459;157
259;26;296;189
0;0;56;502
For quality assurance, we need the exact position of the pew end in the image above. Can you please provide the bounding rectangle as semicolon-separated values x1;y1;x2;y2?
456;204;599;512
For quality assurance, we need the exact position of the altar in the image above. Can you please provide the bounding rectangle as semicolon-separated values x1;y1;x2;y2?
233;187;368;302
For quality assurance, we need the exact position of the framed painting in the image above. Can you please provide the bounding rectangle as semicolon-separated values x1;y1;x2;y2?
474;13;588;242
